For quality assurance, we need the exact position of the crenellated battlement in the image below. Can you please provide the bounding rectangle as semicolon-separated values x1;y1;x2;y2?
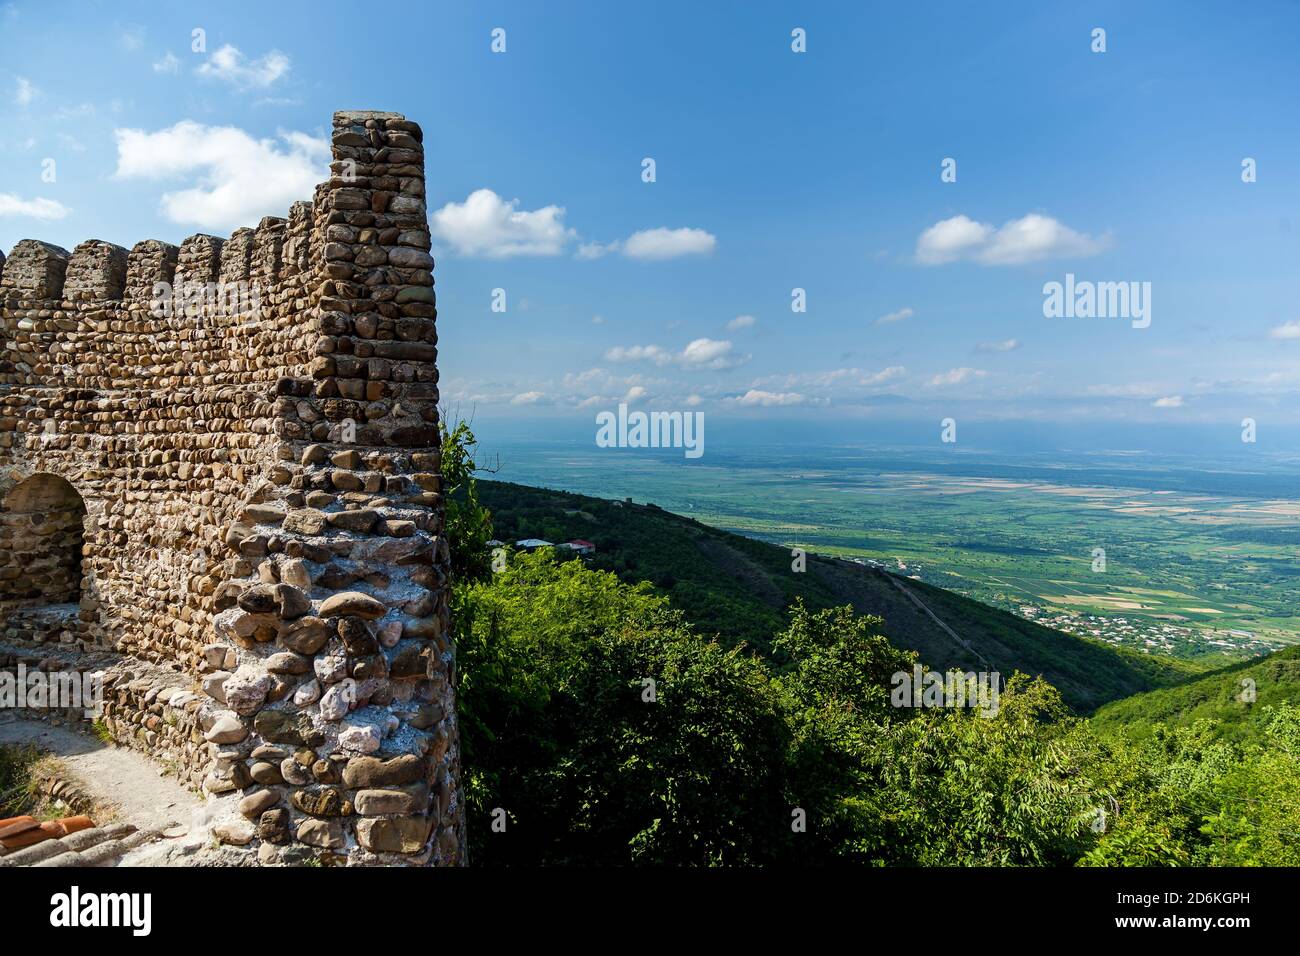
0;110;462;867
1;210;314;309
123;239;179;304
1;239;70;300
0;194;327;391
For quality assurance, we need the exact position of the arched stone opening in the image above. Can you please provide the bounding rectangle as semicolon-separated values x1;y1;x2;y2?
0;473;87;613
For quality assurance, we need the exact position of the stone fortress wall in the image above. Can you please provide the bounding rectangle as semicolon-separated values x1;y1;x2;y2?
0;110;464;865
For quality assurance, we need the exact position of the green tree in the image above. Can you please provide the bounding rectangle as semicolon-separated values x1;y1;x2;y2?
439;417;494;584
455;551;790;865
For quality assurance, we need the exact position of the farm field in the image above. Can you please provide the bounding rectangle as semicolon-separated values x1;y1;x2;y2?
480;439;1300;661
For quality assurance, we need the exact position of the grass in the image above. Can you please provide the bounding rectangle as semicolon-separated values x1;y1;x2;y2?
90;719;113;745
0;744;75;820
0;743;43;817
0;745;84;821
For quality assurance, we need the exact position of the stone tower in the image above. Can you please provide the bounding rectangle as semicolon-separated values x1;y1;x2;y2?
0;110;465;865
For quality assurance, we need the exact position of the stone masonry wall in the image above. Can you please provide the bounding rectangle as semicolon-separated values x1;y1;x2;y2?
0;109;463;866
0;473;86;606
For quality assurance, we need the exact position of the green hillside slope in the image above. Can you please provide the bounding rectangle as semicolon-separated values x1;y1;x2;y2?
1092;644;1300;743
478;480;1197;712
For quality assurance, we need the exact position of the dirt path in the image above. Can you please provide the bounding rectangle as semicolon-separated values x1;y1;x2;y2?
0;718;199;833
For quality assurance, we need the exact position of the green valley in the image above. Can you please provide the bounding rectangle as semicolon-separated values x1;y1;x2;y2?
478;478;1201;712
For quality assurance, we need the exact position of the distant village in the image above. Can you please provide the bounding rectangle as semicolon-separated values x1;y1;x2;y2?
838;555;1282;659
1016;606;1281;658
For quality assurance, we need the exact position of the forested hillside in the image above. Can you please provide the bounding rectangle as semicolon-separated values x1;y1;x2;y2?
1093;645;1300;743
478;479;1196;712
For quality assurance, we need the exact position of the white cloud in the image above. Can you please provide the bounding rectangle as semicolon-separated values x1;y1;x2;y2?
1152;395;1184;408
197;44;290;90
622;227;716;260
563;368;610;389
727;314;756;330
1268;320;1300;340
876;306;913;325
976;338;1021;352
916;215;990;265
53;102;95;121
430;188;575;258
1085;382;1164;399
605;337;749;371
859;366;906;385
591;314;605;325
917;213;1108;266
622;385;648;404
113;121;329;230
510;390;546;405
581;226;717;261
732;389;814;407
0;193;70;220
754;366;905;391
928;367;987;386
118;26;145;51
676;340;748;369
685;394;703;406
153;52;179;75
13;76;36;107
604;344;672;365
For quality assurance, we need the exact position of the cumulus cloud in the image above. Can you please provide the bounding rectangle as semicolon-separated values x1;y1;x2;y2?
511;390;546;405
430;188;575;258
113;121;329;230
858;366;906;385
604;337;749;371
1152;395;1184;408
579;226;717;261
604;344;672;365
153;52;179;75
917;213;1108;266
876;307;913;326
1268;320;1300;340
118;26;146;51
679;337;741;368
731;389;815;407
197;44;291;90
623;227;716;260
13;76;36;107
0;193;70;220
727;314;756;330
928;367;987;386
976;338;1021;352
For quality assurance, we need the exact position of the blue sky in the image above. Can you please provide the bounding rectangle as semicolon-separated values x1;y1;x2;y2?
3;0;1300;442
